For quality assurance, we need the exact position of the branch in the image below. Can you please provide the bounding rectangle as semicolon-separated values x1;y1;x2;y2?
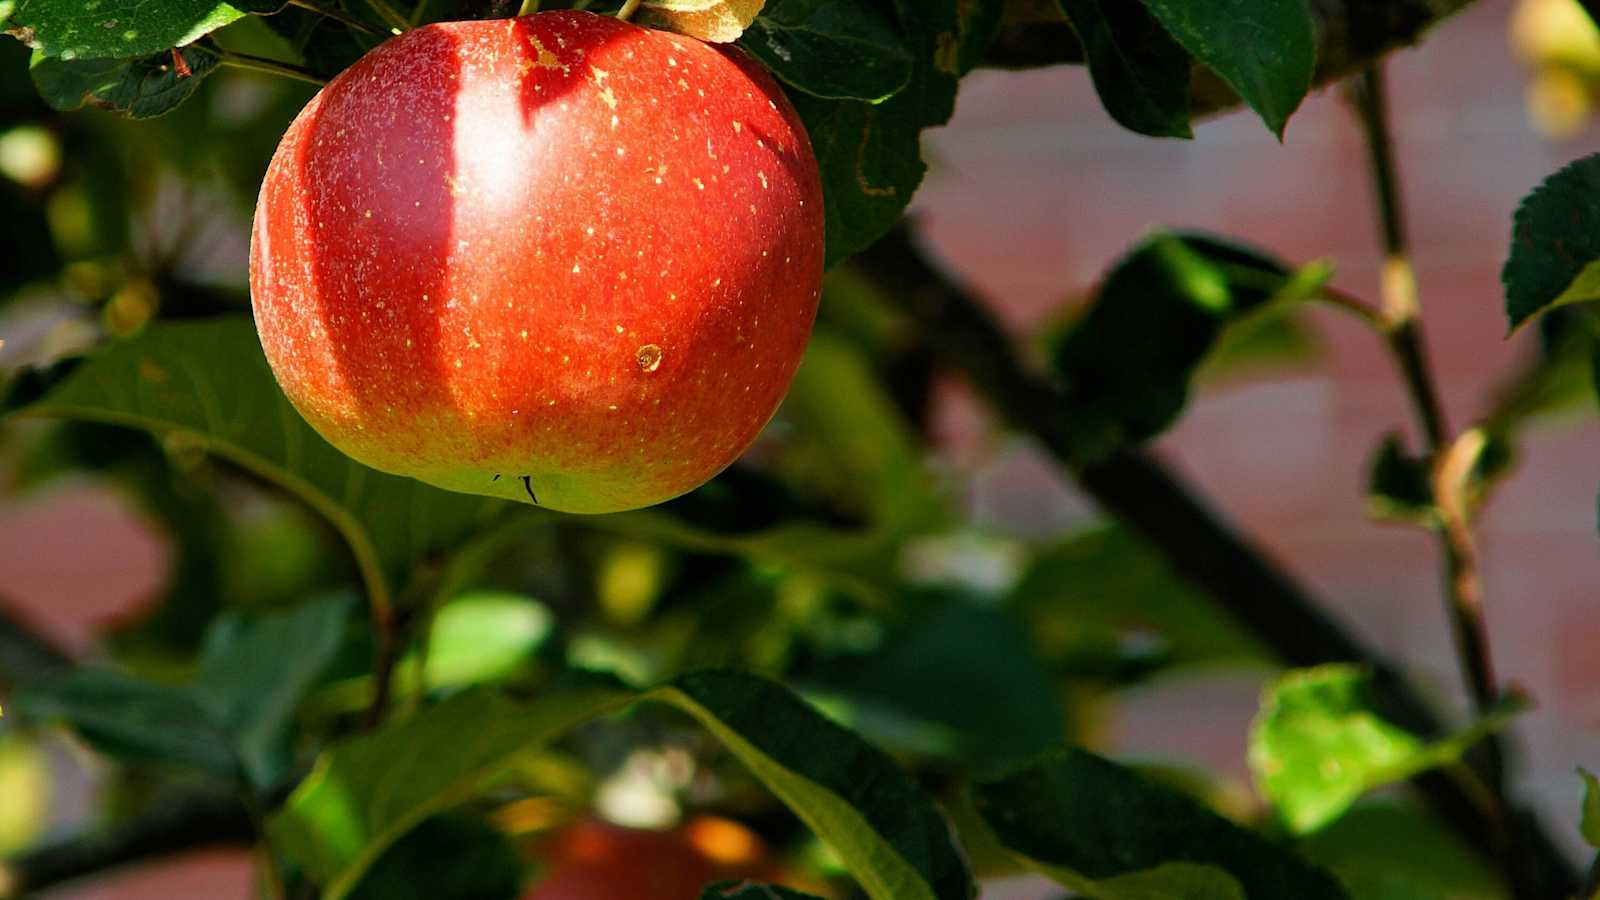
0;791;254;898
849;222;1580;896
984;0;1478;117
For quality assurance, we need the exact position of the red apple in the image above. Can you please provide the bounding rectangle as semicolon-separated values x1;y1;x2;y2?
523;816;789;900
250;11;824;513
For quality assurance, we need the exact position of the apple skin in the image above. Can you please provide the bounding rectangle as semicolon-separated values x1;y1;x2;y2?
250;11;824;514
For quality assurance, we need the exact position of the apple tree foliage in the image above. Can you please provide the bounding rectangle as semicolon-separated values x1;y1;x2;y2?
1;0;1599;898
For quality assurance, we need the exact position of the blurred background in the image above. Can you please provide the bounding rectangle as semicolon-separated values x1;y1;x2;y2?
1;0;1598;896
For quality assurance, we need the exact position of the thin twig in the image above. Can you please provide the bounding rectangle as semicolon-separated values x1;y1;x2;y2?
616;0;641;20
1348;60;1545;895
1349;62;1500;720
850;222;1579;896
214;50;328;86
288;0;380;34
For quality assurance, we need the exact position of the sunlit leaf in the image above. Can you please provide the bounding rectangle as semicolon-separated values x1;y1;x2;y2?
1249;664;1528;834
1580;767;1600;848
4;0;271;60
639;0;764;42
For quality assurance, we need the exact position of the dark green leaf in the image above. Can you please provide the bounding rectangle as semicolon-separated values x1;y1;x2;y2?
1580;767;1600;848
1248;664;1528;834
791;0;1002;265
271;669;973;900
702;883;826;900
1503;153;1600;331
29;45;217;117
657;670;973;900
1365;434;1434;526
1;317;500;588
1136;0;1315;137
1051;231;1329;460
194;595;351;788
347;814;524;900
802;595;1065;770
743;0;912;103
1299;803;1508;900
5;0;249;60
11;669;240;777
1056;0;1192;138
973;747;1348;899
9;596;351;786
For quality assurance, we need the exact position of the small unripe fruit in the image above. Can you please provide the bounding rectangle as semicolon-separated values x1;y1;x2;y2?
250;12;824;513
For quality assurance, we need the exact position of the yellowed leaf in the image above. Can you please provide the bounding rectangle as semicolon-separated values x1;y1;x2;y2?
638;0;764;43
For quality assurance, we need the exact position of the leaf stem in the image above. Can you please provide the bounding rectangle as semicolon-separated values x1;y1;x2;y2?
288;0;380;34
214;50;327;86
365;0;414;31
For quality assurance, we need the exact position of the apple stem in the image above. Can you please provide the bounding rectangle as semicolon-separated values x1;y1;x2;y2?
516;0;540;14
616;0;642;21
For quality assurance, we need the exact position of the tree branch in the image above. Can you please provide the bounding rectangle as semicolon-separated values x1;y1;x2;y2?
849;222;1579;896
984;0;1478;118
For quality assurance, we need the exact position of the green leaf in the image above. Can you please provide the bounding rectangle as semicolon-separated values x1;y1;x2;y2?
1503;154;1600;331
1136;0;1315;137
802;594;1065;770
347;814;524;900
28;45;216;118
270;669;973;900
11;669;240;777
1;318;500;589
1580;767;1600;848
791;0;1001;265
270;677;634;899
1056;0;1192;138
652;670;972;900
1364;434;1434;526
194;595;352;788
702;883;826;899
1299;803;1508;900
742;0;912;102
1009;525;1268;676
1248;664;1528;834
421;591;554;690
4;0;254;60
973;747;1347;900
10;596;351;786
1051;231;1330;461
